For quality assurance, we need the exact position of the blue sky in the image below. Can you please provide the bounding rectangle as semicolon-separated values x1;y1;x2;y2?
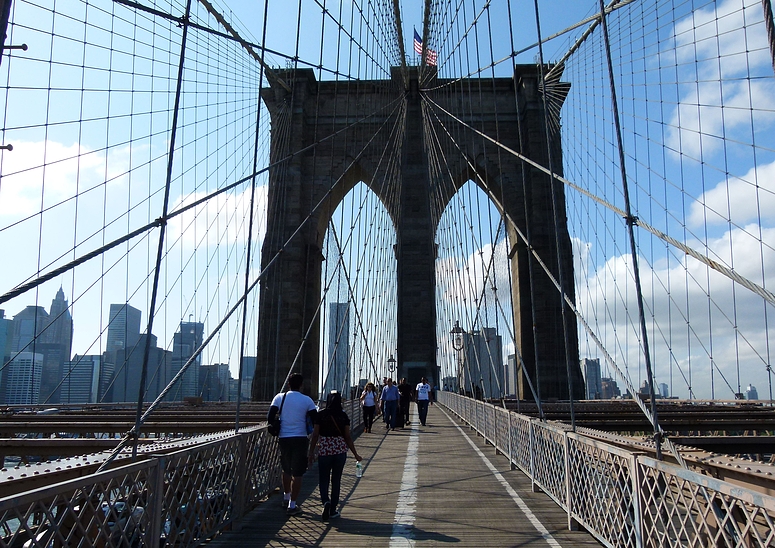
2;0;773;401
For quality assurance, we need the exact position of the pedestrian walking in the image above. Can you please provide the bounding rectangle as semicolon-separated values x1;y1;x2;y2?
308;391;362;520
380;377;399;431
359;382;379;433
397;377;413;427
267;373;318;515
415;376;433;426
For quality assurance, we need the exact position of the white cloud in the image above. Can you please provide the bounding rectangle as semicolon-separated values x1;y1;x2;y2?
689;159;775;227
0;140;103;218
666;0;775;157
167;185;268;249
574;224;775;399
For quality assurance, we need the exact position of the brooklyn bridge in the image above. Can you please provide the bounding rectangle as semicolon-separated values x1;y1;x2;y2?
1;0;775;546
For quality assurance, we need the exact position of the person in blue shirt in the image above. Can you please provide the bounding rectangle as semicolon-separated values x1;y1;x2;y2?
380;377;400;431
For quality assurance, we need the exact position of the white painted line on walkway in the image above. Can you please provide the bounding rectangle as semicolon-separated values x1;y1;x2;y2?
390;407;419;547
439;406;563;548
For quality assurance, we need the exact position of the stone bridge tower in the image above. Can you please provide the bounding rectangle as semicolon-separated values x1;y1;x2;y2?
252;66;584;402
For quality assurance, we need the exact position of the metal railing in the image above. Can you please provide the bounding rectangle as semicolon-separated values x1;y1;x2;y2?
439;392;775;548
0;400;363;547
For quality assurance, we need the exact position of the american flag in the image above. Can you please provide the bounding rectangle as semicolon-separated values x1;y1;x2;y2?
413;29;437;67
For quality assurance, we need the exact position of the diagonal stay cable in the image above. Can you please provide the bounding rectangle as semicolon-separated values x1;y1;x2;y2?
423;95;775;310
95;97;404;472
0;96;404;307
424;97;662;435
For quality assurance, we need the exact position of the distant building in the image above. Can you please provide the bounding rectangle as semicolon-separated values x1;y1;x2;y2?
459;328;503;399
60;354;102;404
200;363;230;401
106;304;142;354
0;310;11;362
582;358;602;399
239;356;256;401
747;384;759;400
168;321;204;400
4;352;43;405
323;303;350;397
10;305;49;355
0;310;13;403
505;354;517;397
229;377;240;402
9;288;73;404
659;383;669;398
102;304;143;402
105;333;170;403
600;377;621;399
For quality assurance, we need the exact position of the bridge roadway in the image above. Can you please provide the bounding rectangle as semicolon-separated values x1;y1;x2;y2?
207;405;601;547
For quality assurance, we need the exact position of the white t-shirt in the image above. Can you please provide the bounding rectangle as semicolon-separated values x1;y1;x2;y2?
416;382;432;401
270;391;317;438
362;390;377;406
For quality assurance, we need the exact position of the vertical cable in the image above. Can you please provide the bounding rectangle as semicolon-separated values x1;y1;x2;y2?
597;0;660;457
133;0;193;459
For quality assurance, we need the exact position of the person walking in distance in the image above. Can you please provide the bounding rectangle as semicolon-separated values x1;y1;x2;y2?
415;376;433;426
359;382;378;433
308;391;362;520
380;377;399;431
267;373;318;515
397;377;413;427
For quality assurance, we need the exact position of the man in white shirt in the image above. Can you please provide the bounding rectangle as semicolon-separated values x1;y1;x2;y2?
415;376;433;426
267;373;318;515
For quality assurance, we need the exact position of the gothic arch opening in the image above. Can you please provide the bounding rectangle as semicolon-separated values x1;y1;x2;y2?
318;181;397;401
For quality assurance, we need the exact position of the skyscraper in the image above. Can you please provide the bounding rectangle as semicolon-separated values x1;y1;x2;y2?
102;304;143;403
169;321;204;400
11;305;49;356
4;352;43;405
106;304;142;354
9;289;74;404
582;358;602;399
105;333;170;402
0;310;12;362
0;310;12;403
239;356;256;401
42;287;74;403
199;363;230;401
459;328;503;399
60;354;102;404
323;303;350;397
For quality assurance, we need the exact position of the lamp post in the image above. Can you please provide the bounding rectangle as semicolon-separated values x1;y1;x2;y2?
450;321;465;394
387;354;396;374
450;320;464;351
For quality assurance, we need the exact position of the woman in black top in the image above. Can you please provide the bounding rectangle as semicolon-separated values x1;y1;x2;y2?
308;391;362;520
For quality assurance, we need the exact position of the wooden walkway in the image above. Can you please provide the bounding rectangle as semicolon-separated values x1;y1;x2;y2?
206;404;602;547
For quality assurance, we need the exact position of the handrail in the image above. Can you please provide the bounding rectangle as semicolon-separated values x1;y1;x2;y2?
438;392;775;548
0;400;364;547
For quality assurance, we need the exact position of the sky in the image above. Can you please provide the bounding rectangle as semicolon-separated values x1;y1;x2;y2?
1;0;773;402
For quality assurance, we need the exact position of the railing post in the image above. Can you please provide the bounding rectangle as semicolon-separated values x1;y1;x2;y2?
232;432;248;529
148;456;166;546
508;411;516;470
493;407;499;455
631;454;644;548
564;433;578;531
530;420;539;493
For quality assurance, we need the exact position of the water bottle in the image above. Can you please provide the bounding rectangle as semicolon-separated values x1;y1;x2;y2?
355;461;363;478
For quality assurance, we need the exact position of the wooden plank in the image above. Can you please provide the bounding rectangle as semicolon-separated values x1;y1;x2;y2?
206;406;603;547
